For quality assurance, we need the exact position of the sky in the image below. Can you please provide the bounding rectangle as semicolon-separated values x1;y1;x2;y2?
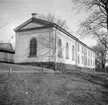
0;0;97;48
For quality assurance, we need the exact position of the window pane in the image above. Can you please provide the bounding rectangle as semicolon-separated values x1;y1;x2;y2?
29;38;37;56
72;45;74;60
66;43;69;59
58;39;62;58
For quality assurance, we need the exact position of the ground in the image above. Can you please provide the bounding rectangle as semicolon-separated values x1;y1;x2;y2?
0;63;108;105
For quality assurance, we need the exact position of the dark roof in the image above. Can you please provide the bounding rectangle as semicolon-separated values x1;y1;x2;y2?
14;17;95;53
0;43;15;53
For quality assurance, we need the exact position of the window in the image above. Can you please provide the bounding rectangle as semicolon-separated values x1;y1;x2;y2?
90;59;92;66
88;59;90;66
82;56;84;64
89;59;91;66
82;46;83;53
93;53;94;58
77;54;80;64
58;39;62;58
93;60;95;66
88;50;89;56
91;52;92;57
29;37;37;57
85;48;87;55
78;43;79;52
91;59;92;66
86;58;88;66
84;57;87;66
72;45;75;60
66;42;69;59
88;58;89;66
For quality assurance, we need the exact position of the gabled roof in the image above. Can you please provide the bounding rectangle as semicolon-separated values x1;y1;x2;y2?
14;18;54;32
0;43;15;53
14;17;95;53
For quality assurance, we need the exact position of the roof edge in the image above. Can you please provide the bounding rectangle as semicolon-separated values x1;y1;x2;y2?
14;17;95;53
53;24;95;52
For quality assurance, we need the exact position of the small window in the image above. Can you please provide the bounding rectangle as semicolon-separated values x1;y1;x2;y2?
91;59;92;66
84;57;87;66
72;45;75;60
77;54;80;64
93;61;94;66
88;50;89;56
90;59;91;66
58;39;62;58
77;43;79;52
91;52;92;57
85;49;87;55
88;59;90;66
93;53;95;58
82;46;83;53
29;37;37;57
66;42;69;59
88;58;89;66
82;56;84;64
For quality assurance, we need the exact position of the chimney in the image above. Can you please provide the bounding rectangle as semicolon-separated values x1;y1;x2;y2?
31;13;38;18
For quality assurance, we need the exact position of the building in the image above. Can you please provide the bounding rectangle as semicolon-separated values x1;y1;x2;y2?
14;13;95;71
0;43;15;63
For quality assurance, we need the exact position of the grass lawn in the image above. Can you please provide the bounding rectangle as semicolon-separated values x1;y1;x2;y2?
0;68;108;105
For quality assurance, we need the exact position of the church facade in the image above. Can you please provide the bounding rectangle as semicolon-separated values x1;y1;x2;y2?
14;13;95;70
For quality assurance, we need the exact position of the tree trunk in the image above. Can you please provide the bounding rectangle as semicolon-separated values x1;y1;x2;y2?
102;63;105;69
102;63;106;73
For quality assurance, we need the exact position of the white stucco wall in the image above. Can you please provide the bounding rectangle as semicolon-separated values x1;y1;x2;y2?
14;28;55;63
55;28;95;69
55;29;76;65
15;25;95;69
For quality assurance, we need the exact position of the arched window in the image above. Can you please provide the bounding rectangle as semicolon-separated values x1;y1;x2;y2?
72;45;74;60
66;42;69;59
58;39;62;58
29;37;37;57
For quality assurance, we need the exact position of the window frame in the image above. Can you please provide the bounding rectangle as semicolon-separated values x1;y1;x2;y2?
29;37;37;57
66;42;69;59
77;54;80;64
57;39;62;58
72;45;75;60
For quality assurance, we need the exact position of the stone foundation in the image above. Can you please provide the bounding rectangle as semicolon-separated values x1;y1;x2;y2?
17;62;94;73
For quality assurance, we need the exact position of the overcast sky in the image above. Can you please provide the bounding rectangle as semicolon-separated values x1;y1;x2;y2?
0;0;97;48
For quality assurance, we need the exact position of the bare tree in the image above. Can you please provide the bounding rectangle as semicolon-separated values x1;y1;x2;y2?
38;13;69;31
18;14;68;72
37;13;69;71
36;31;66;72
72;0;107;29
72;0;108;48
93;37;108;70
